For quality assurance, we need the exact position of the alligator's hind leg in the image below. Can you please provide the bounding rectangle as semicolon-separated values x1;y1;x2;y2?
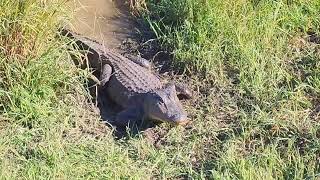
126;54;152;70
100;64;113;87
114;107;143;127
175;83;193;100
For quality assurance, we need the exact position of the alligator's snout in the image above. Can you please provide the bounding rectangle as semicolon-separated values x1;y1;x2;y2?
169;114;189;125
149;110;189;125
144;84;189;126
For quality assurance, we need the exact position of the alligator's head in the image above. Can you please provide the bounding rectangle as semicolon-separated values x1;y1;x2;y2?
143;84;189;125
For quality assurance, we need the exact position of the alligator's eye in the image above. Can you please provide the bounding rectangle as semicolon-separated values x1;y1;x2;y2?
155;96;164;104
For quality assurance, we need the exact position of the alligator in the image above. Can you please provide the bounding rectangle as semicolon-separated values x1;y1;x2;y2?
61;29;192;127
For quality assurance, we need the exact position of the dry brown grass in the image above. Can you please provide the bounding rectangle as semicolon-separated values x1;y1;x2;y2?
128;0;148;15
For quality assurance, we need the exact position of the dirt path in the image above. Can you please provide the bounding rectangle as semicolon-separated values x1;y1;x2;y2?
69;0;145;136
69;0;136;50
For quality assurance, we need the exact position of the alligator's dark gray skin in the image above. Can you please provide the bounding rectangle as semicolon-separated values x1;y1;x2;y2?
61;29;192;127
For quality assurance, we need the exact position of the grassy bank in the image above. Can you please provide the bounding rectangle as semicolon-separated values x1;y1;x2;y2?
0;0;150;178
1;0;319;179
133;0;320;179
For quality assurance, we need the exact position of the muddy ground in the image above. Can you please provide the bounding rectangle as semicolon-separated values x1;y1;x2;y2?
69;0;137;50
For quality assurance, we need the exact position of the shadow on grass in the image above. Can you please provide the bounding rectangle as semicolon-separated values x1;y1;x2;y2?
92;86;158;139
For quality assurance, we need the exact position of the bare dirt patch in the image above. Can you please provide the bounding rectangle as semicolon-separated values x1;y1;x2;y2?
69;0;137;50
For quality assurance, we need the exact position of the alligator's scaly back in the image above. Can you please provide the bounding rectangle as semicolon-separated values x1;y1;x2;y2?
62;29;163;106
62;29;190;126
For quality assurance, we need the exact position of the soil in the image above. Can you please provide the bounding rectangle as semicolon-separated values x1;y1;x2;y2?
69;0;137;50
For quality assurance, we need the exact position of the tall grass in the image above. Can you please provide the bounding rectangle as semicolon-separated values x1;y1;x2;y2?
142;0;320;121
134;0;320;178
0;0;319;179
0;0;152;178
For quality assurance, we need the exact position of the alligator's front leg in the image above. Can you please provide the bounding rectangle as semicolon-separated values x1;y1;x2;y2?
114;106;144;127
175;83;193;99
126;54;152;70
100;64;113;87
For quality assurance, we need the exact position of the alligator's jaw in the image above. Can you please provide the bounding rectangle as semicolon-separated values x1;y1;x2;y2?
176;119;190;125
150;116;190;126
160;119;190;126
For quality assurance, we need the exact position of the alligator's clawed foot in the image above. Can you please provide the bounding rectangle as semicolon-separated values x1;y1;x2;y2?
114;107;143;127
175;83;193;100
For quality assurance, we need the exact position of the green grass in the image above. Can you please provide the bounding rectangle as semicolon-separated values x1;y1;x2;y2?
0;0;148;179
0;0;319;179
136;0;320;179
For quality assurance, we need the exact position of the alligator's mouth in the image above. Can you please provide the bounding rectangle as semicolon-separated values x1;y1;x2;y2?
172;118;190;125
150;116;190;126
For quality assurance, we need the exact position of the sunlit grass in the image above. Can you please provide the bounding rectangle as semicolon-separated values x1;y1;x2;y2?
133;0;320;179
0;0;150;178
0;0;319;179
